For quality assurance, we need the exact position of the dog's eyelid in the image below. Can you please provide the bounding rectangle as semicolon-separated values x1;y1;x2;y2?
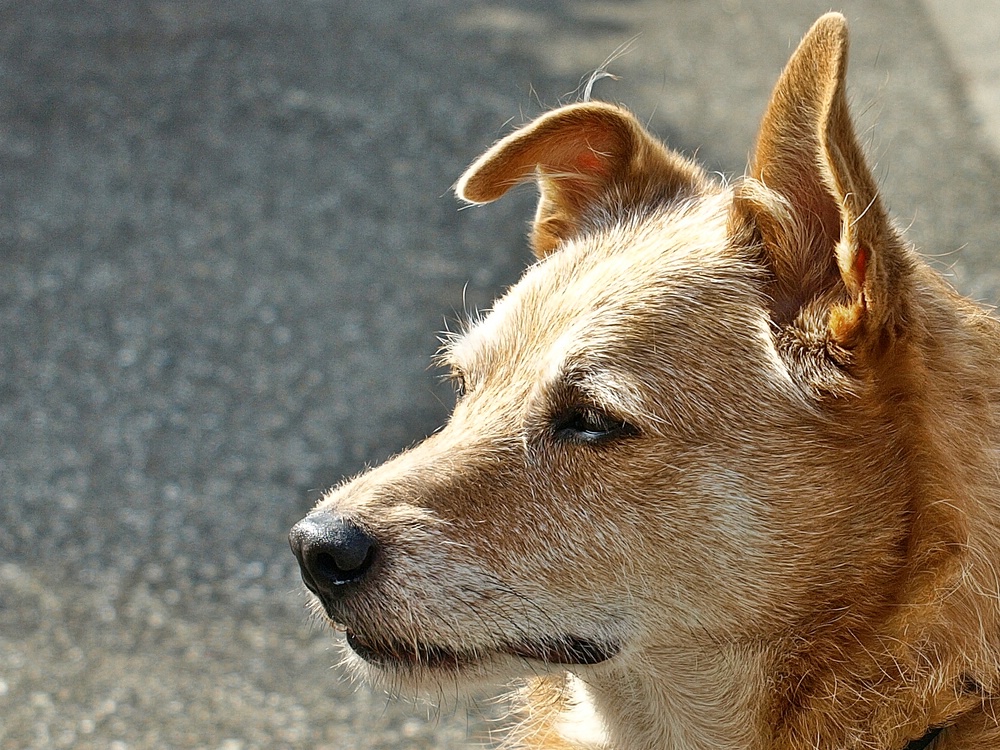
557;373;641;420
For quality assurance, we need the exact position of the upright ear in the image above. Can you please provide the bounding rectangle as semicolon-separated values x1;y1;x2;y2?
456;102;709;258
735;13;907;351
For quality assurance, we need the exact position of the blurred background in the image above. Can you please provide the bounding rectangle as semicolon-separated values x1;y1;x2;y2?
2;1;1000;748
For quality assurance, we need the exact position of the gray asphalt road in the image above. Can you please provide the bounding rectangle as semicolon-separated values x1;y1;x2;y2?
3;1;1000;749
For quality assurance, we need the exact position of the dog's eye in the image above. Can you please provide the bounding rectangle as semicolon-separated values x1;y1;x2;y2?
552;407;637;444
449;369;467;399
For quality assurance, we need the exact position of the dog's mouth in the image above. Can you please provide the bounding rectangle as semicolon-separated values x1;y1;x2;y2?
344;628;618;670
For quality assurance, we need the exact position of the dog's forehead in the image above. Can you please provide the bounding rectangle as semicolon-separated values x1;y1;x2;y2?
452;194;750;372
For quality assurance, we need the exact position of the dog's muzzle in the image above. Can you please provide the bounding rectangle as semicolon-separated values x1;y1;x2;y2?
289;511;623;672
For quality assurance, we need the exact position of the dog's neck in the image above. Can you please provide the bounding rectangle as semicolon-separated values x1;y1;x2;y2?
573;639;982;750
580;642;773;750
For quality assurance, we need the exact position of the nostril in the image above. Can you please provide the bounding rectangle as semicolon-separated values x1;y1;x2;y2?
289;512;378;593
314;545;374;583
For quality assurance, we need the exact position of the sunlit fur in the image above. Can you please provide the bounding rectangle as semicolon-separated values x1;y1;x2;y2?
300;14;1000;749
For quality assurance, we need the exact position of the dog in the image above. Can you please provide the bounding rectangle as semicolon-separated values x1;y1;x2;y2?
289;13;1000;750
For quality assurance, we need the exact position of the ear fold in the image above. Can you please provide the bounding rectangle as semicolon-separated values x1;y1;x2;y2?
736;13;907;350
456;102;708;257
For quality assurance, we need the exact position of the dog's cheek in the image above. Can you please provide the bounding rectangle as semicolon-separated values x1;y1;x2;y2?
582;463;793;635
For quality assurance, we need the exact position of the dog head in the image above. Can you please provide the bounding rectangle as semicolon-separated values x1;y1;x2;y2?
290;13;919;700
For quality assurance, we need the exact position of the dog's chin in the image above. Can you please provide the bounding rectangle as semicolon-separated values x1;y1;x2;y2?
341;627;619;679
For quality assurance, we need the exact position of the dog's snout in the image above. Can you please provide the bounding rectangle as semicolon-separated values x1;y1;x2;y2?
289;512;378;595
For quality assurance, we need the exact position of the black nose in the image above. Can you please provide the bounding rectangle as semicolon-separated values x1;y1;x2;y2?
289;512;378;597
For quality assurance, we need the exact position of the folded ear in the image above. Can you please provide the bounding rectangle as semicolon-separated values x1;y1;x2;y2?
734;13;908;351
456;102;709;258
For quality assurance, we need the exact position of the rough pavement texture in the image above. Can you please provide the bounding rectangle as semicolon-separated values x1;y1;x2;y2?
2;1;1000;749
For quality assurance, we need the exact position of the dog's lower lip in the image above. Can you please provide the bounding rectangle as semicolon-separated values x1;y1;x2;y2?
503;636;618;665
344;629;617;668
345;629;465;669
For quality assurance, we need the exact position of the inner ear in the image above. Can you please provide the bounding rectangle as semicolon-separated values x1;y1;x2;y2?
456;104;631;207
456;102;710;258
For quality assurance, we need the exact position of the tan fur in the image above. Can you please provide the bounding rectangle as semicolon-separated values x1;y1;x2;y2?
293;14;1000;749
